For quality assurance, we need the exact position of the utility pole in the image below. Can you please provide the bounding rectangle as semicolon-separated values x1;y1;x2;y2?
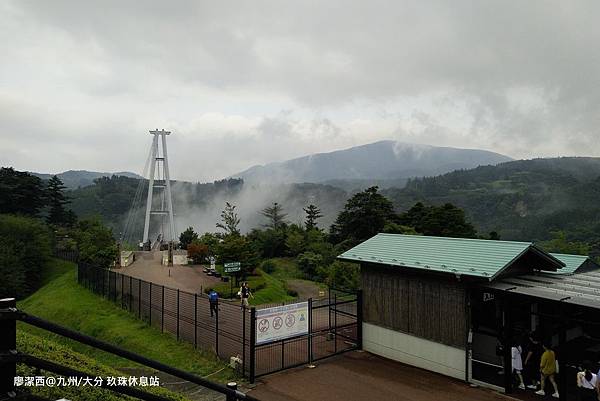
142;129;176;249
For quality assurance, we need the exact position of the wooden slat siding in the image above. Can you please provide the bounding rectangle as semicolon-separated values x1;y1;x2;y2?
362;263;466;349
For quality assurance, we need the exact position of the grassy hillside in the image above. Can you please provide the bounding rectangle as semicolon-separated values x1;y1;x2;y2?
18;259;237;385
17;330;188;401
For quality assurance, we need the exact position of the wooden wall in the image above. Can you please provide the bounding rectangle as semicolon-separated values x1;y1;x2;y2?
362;263;467;349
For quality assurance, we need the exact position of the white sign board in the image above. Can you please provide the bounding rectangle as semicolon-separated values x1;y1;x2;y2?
255;302;309;345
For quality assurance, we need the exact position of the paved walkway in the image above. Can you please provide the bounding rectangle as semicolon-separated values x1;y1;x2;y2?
249;351;512;401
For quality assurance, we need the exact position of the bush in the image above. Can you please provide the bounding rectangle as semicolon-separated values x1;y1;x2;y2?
260;260;276;274
0;214;51;299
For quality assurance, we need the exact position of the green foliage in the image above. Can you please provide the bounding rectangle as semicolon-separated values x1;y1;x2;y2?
197;232;220;256
46;175;75;226
261;202;288;229
260;260;277;274
216;202;241;236
330;186;398;245
247;228;287;258
538;230;591;255
285;225;306;256
398;202;477;238
0;167;46;216
319;261;360;291
303;203;323;230
178;226;198;250
0;214;51;299
296;251;323;278
216;235;259;277
382;222;419;235
17;331;189;401
72;218;118;268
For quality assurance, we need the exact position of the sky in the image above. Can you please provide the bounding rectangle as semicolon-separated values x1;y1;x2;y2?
1;0;600;182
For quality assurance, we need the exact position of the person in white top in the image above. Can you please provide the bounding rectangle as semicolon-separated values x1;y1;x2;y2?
511;340;526;390
578;367;599;401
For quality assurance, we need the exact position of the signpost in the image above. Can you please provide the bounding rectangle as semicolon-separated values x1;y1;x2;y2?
255;302;309;345
224;262;241;297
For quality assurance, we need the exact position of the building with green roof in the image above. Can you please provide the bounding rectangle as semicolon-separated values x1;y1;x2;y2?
338;233;600;398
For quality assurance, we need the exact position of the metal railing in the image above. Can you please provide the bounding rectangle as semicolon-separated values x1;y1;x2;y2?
0;297;258;401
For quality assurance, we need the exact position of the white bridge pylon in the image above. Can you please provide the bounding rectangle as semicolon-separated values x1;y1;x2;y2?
142;129;176;246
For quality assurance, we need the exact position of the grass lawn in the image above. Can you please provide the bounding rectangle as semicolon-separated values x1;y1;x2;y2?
18;258;237;384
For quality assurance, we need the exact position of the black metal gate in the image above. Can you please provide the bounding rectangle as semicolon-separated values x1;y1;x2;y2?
251;287;362;380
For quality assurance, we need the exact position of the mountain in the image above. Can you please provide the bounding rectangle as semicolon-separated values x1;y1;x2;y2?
232;140;513;187
31;170;143;189
382;157;600;253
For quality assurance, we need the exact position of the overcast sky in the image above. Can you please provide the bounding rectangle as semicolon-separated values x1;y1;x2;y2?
1;0;600;182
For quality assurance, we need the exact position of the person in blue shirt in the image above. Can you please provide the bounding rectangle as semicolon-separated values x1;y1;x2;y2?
208;289;219;317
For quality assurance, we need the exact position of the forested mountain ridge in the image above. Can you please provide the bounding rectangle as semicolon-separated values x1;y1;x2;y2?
31;170;143;189
233;140;512;186
383;157;600;253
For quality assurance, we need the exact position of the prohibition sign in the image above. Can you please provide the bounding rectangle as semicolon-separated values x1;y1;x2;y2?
258;318;269;332
273;316;283;330
285;313;295;327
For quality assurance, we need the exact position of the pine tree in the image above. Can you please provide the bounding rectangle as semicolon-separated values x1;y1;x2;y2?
303;204;323;230
216;202;241;236
46;175;71;226
261;202;288;230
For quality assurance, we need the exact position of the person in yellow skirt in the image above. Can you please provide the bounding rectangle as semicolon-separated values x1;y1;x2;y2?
535;341;559;398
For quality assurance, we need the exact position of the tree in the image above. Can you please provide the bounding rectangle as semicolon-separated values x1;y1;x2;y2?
538;231;590;255
46;175;72;226
216;202;241;236
0;167;45;216
303;204;323;230
261;202;288;230
0;214;51;299
179;226;199;250
330;186;398;245
398;202;477;238
285;227;306;256
216;235;259;278
187;241;209;264
72;218;118;268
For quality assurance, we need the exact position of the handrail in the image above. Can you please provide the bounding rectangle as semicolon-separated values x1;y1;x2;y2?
0;300;258;401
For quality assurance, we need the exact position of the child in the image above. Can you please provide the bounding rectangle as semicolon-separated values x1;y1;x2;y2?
511;339;526;390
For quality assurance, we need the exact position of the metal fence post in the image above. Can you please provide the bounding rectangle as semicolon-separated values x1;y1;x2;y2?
0;298;16;399
102;268;105;297
249;307;256;383
129;276;133;312
121;274;124;309
149;284;152;326
177;289;180;341
328;287;332;332
226;382;237;401
356;290;363;350
161;286;165;333
138;280;142;319
242;305;246;377
194;294;198;348
308;298;313;365
334;293;337;353
113;272;117;302
215;299;219;356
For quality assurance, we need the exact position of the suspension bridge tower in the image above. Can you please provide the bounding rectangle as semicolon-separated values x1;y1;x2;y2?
142;129;176;249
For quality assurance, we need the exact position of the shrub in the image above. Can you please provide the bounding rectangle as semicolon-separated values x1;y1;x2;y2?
0;214;51;299
260;260;276;274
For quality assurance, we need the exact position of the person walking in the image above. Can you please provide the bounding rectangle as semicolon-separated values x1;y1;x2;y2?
239;282;253;310
535;341;559;398
524;331;543;390
208;288;219;318
511;339;526;390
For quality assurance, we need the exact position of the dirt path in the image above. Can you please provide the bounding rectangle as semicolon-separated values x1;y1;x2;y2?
285;279;324;300
113;251;221;293
249;351;512;401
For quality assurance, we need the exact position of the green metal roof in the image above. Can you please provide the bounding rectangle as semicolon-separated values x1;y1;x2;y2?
338;234;564;281
547;253;591;275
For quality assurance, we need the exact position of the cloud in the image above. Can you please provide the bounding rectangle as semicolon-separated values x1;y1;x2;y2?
2;0;600;180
